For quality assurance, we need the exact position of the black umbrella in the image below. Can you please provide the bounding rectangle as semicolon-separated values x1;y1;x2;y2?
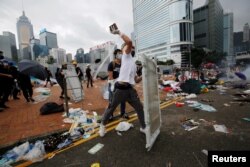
235;72;247;80
95;59;101;64
18;59;47;80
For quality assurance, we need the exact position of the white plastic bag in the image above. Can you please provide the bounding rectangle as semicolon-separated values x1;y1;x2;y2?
115;122;134;132
23;141;45;162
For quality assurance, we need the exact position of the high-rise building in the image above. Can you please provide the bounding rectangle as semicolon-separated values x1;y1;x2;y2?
223;13;234;65
89;41;116;63
132;0;194;67
243;23;250;42
75;48;84;63
50;48;66;65
16;11;34;60
30;38;49;60
193;0;224;53
0;31;18;61
39;29;58;49
66;53;73;63
234;31;250;54
0;34;12;59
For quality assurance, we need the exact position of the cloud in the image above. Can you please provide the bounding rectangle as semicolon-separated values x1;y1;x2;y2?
0;0;249;55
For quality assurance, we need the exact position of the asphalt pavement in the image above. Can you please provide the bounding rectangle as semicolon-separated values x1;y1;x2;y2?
27;87;250;167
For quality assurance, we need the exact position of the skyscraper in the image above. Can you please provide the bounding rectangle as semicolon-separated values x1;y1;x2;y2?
223;13;234;64
30;38;50;60
0;31;18;61
0;34;12;59
66;53;73;62
39;29;58;49
193;0;224;52
50;48;66;65
75;48;84;63
16;11;34;60
243;23;250;42
132;0;194;67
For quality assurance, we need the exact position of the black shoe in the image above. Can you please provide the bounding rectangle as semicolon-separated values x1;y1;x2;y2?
30;98;35;102
0;104;9;109
109;116;114;121
14;97;20;100
121;113;129;119
26;99;30;102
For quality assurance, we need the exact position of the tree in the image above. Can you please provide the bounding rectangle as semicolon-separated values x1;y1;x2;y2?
157;59;175;65
187;48;226;69
46;56;55;64
166;59;175;66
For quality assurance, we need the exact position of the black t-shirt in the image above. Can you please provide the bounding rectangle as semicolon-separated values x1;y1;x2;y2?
86;67;91;77
107;61;121;79
75;67;83;77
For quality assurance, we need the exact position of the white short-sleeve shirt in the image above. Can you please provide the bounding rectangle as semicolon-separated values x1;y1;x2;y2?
117;53;136;85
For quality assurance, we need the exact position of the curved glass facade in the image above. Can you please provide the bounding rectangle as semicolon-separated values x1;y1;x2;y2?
169;0;193;22
133;0;193;67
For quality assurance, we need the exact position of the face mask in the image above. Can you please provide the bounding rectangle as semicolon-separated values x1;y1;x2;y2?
131;50;135;57
117;54;123;59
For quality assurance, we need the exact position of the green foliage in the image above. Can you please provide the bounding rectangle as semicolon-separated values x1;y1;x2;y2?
188;48;226;69
46;56;55;64
157;59;175;65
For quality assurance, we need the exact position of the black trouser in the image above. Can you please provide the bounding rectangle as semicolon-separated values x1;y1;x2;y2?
1;77;13;102
101;83;145;128
58;82;64;96
21;86;33;101
87;76;93;87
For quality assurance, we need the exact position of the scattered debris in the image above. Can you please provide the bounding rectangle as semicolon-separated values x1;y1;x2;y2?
213;124;229;133
115;122;134;132
175;102;184;107
223;103;230;107
88;143;104;154
201;149;208;156
243;90;250;94
242;118;250;122
199;119;216;126
181;119;199;131
185;94;197;99
201;99;214;103
186;101;216;112
117;132;122;136
91;163;101;167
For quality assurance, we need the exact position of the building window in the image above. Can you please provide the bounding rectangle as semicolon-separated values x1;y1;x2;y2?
170;23;192;43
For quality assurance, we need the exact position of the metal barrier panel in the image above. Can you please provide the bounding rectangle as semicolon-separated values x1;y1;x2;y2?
65;65;84;102
142;55;161;151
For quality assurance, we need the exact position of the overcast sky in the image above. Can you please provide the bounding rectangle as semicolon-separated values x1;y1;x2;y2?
0;0;249;54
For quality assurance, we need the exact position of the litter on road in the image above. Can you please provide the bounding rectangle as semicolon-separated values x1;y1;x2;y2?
88;143;104;155
213;124;229;133
242;118;250;122
115;122;134;132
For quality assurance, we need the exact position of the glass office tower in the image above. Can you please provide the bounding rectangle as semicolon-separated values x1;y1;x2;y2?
193;0;224;53
16;11;34;60
132;0;193;67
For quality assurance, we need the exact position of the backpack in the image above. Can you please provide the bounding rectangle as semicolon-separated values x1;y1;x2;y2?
40;102;64;115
